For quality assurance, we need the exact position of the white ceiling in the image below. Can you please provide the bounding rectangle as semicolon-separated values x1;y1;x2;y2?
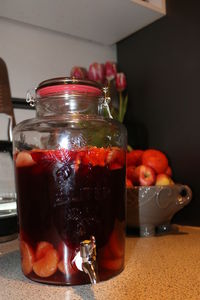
0;0;165;45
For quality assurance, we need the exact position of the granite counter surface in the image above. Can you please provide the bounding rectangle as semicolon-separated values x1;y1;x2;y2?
0;225;200;300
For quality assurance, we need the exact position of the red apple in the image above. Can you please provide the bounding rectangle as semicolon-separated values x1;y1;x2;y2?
126;178;134;189
156;173;174;186
126;166;136;182
142;149;168;174
127;150;144;167
135;165;156;186
165;166;172;177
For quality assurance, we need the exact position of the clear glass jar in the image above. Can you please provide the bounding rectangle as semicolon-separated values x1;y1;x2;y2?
13;77;127;285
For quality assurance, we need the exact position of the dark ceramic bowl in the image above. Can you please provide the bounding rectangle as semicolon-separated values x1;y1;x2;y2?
126;184;192;237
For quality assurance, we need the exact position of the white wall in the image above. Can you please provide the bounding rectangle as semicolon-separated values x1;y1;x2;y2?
0;17;116;98
0;17;116;140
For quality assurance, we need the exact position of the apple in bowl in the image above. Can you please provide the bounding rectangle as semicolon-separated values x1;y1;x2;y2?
126;148;192;237
126;148;174;188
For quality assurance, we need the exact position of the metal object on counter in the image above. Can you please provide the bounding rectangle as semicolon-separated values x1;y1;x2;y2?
0;58;17;242
0;58;16;128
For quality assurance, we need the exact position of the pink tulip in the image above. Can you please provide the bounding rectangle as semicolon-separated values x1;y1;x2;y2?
88;63;105;84
70;66;88;79
116;73;127;92
105;61;117;81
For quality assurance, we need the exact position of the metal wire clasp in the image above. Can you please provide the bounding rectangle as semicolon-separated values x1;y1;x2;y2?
26;88;36;107
99;86;113;119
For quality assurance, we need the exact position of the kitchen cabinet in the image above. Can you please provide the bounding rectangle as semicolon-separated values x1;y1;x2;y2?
0;0;166;45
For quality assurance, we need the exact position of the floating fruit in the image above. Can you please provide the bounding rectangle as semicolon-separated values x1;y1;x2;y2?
20;241;35;275
16;151;36;167
33;248;59;278
107;147;125;167
82;147;108;167
35;241;53;260
109;163;122;170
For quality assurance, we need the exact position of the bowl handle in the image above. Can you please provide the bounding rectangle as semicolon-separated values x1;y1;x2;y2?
177;185;192;205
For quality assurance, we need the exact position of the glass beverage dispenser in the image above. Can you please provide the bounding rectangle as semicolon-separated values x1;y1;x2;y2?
13;77;127;285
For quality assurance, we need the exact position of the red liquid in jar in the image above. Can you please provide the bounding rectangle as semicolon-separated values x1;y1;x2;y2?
15;147;126;285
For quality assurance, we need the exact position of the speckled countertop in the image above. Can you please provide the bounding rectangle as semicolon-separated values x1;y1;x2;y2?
0;225;200;300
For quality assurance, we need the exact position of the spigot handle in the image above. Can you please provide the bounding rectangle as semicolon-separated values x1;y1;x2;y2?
80;236;99;284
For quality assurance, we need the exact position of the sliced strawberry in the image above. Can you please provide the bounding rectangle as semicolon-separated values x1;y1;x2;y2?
20;241;35;275
31;149;74;165
107;147;125;167
54;149;75;163
109;163;122;170
33;248;59;278
82;147;108;167
16;151;36;168
35;241;54;260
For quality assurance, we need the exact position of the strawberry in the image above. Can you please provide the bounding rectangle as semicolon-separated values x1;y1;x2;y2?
107;147;125;169
109;163;122;170
82;147;108;167
30;149;75;165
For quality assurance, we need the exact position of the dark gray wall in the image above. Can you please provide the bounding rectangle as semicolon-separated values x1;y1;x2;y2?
117;0;200;225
